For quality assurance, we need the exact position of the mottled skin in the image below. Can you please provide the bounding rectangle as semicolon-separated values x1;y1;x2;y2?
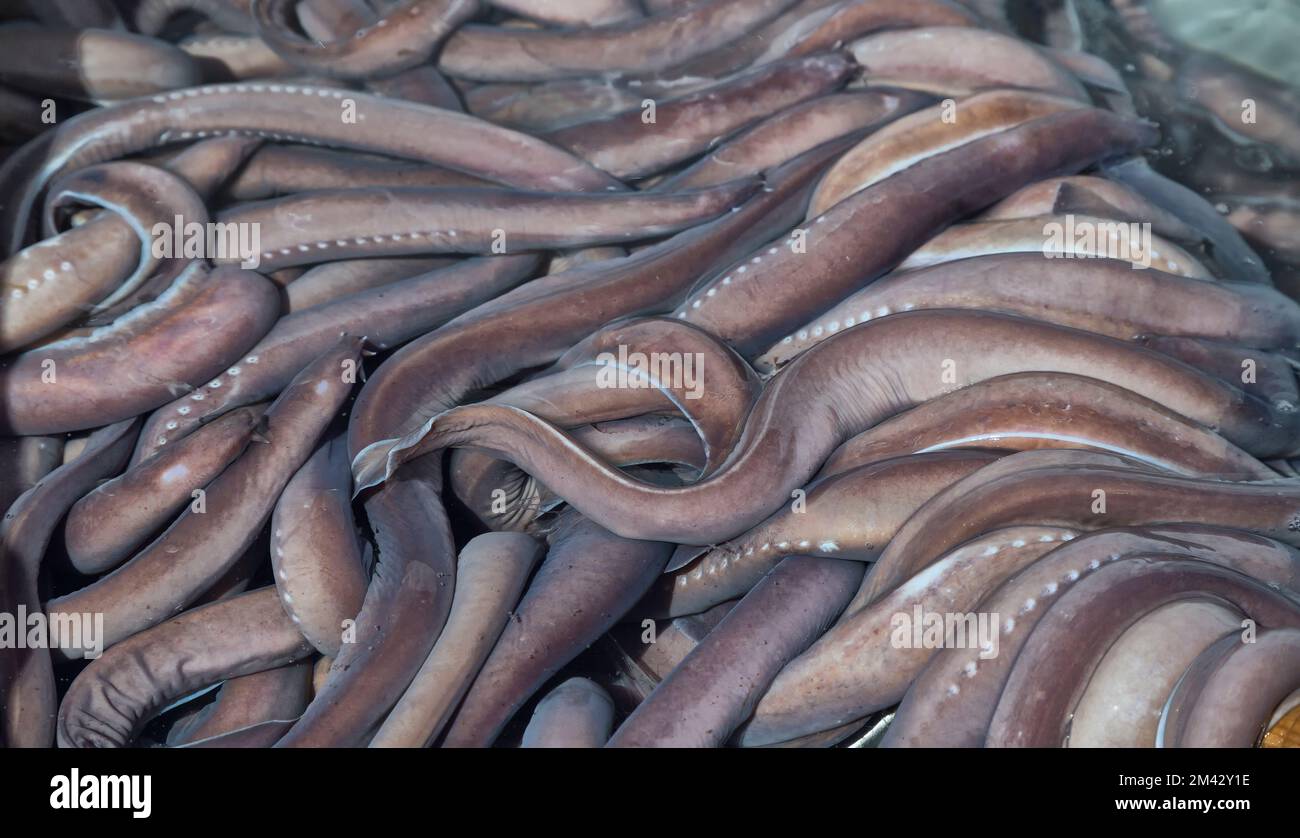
370;532;544;747
883;526;1300;747
441;513;671;747
1069;601;1243;747
848;27;1087;99
365;310;1299;546
755;254;1298;371
0;81;623;251
271;435;368;657
608;555;863;748
167;661;313;746
987;558;1300;747
216;178;758;271
223;145;493;202
649;452;997;618
46;337;361;657
0;24;199;101
0;419;138;748
855;453;1300;609
66;404;265;574
736;526;1074;746
0;264;279;436
895;216;1211;277
57;587;313;749
436;0;798;82
816;372;1276;481
660;91;930;192
521;678;617;748
544;54;854;180
675;106;1157;357
1161;628;1300;747
806;89;1083;220
253;0;478;80
134;255;539;464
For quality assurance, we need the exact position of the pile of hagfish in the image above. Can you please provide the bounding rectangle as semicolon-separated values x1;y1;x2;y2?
0;0;1298;749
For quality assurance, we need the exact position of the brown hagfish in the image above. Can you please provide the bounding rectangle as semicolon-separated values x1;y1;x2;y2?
0;0;1295;755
